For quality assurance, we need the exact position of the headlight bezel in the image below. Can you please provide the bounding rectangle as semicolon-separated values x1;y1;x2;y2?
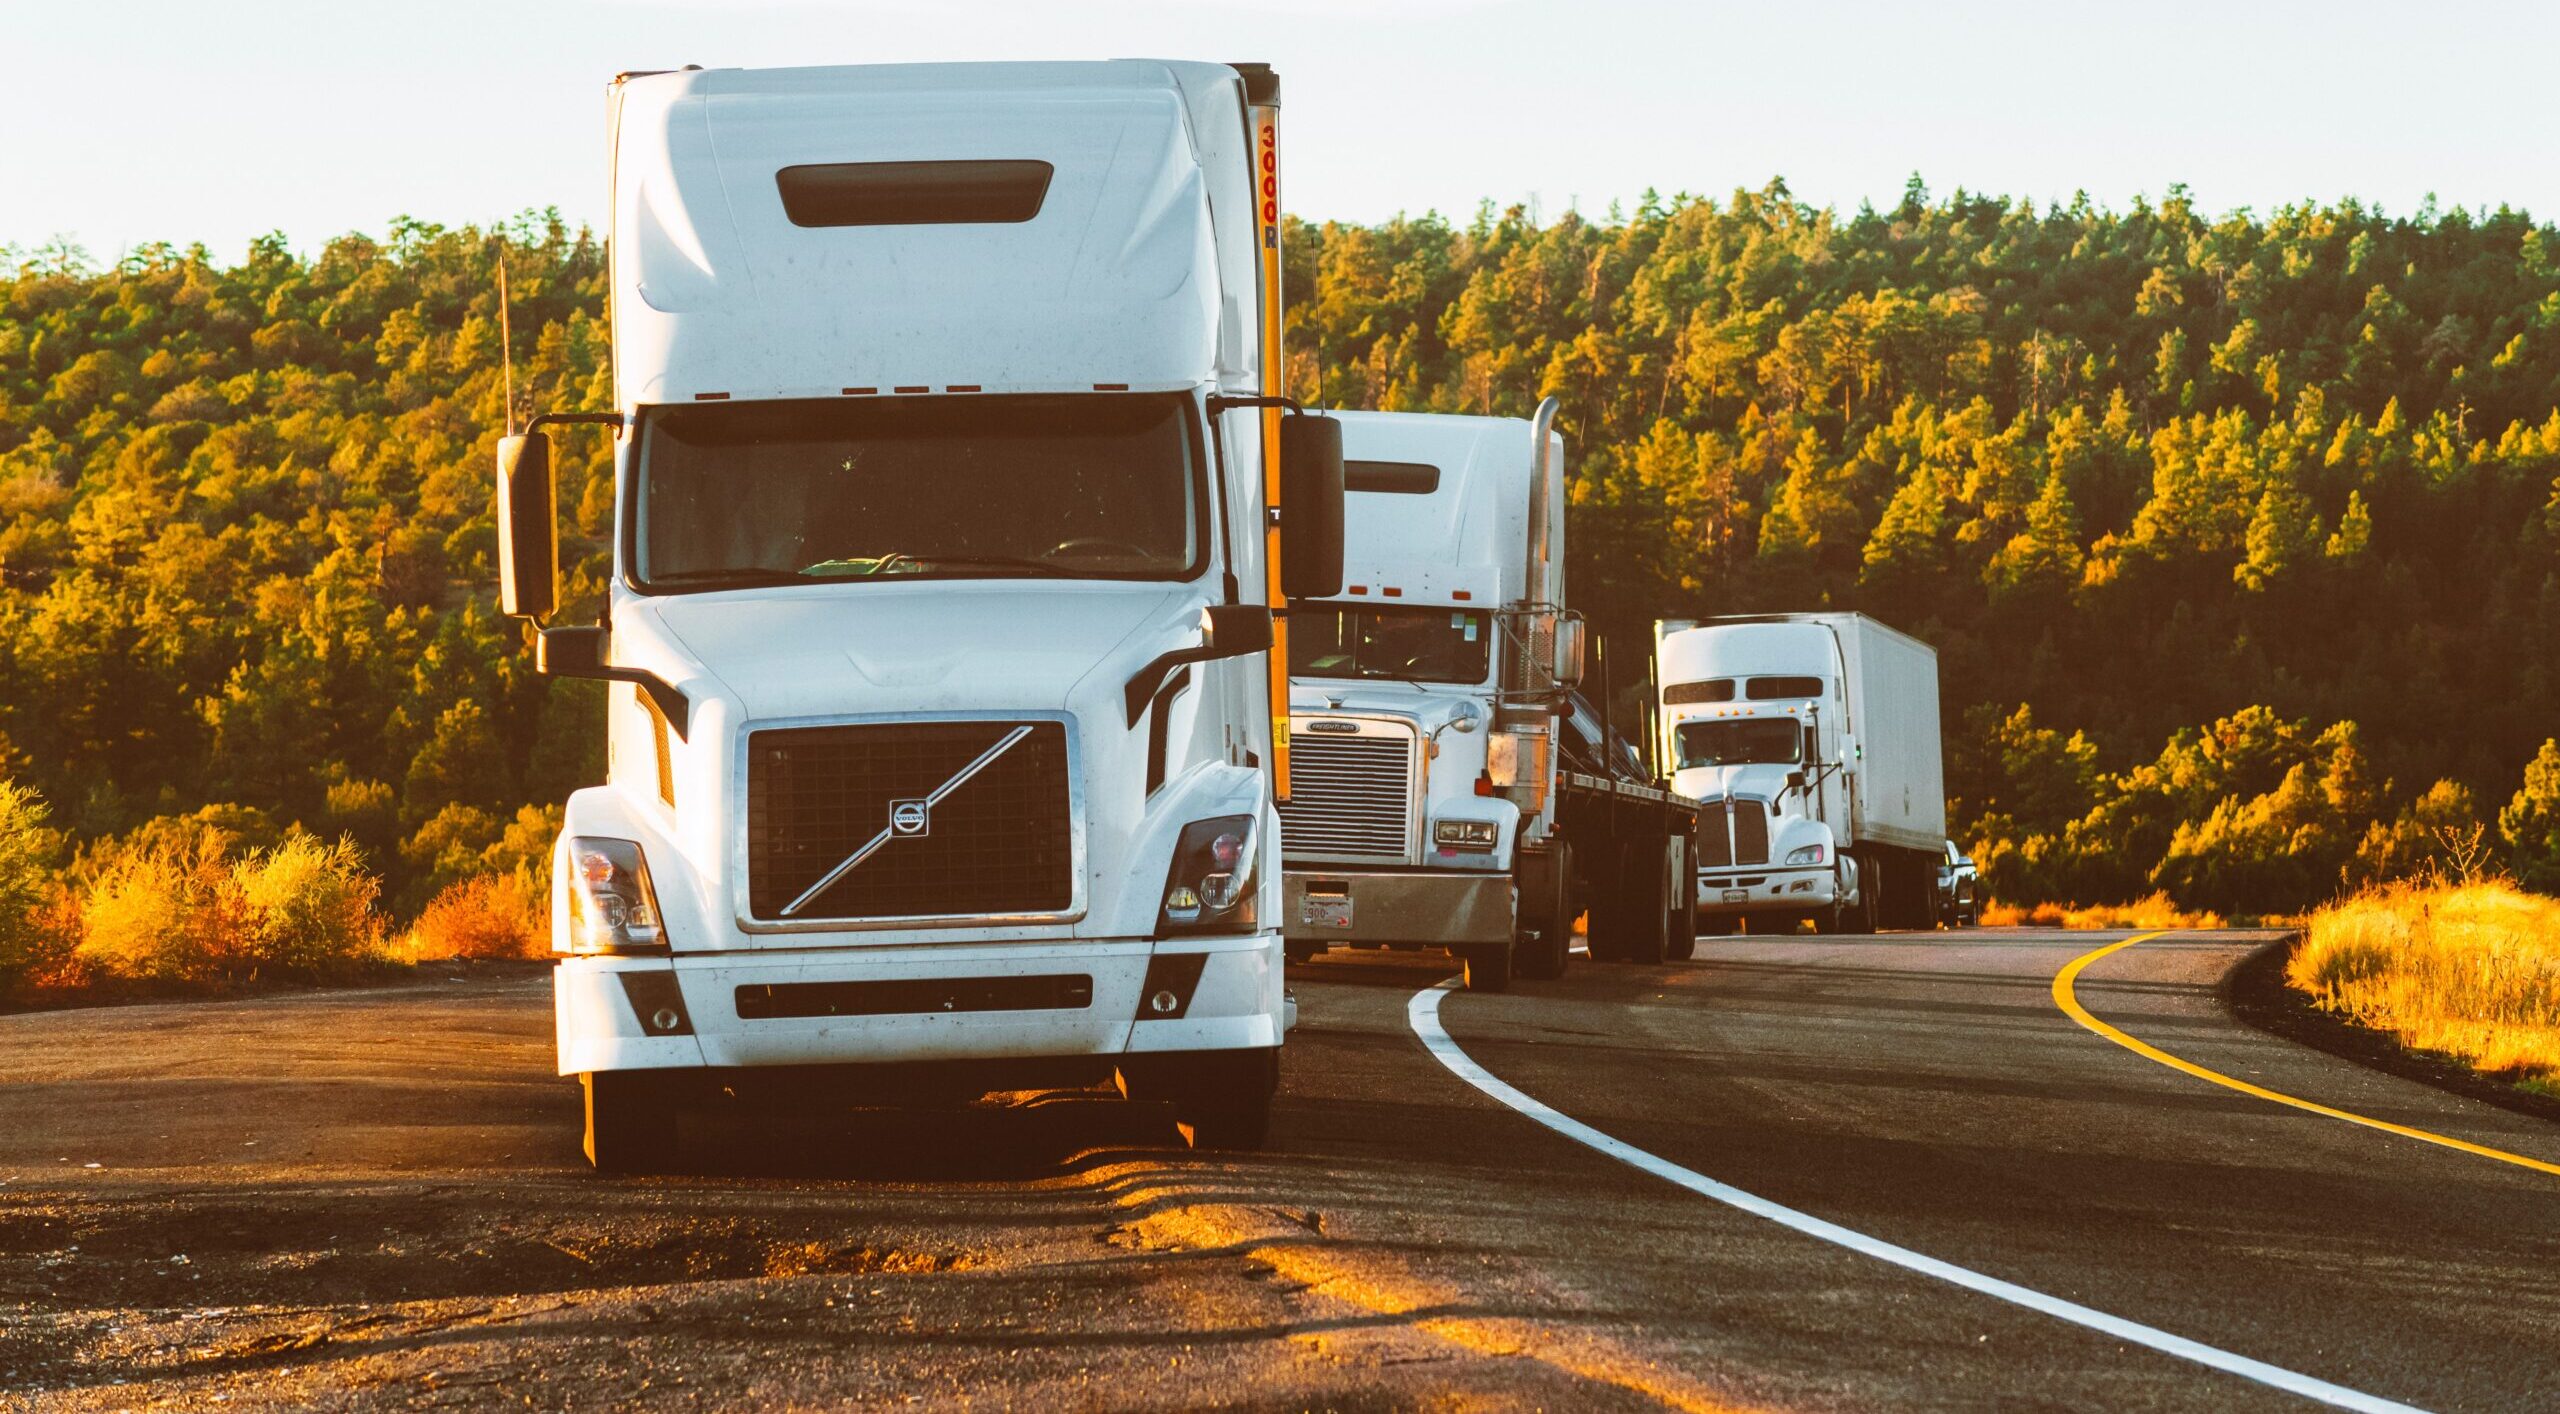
1431;818;1501;851
561;835;672;956
1157;814;1260;936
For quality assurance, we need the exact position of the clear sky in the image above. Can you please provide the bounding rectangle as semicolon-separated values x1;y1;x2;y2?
8;0;2556;261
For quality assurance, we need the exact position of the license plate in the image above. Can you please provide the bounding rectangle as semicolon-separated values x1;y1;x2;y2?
1721;889;1749;904
1300;895;1354;930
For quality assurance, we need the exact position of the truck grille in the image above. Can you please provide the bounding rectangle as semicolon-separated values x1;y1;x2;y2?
1280;725;1415;860
1698;800;1771;868
745;720;1072;921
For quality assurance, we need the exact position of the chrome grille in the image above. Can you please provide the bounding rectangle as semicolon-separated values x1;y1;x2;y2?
1280;724;1416;860
1699;800;1772;869
745;720;1071;921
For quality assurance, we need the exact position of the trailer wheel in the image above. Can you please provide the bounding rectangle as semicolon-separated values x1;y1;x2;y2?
1172;1047;1278;1150
1458;943;1514;992
1285;941;1323;967
582;1071;684;1175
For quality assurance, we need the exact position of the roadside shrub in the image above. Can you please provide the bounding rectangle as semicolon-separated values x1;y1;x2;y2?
232;833;386;974
77;832;248;981
2290;880;2560;1081
1978;892;2227;930
395;868;546;961
0;777;68;994
76;829;387;983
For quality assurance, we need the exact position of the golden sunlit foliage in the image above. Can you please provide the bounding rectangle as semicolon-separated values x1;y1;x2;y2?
2291;880;2560;1083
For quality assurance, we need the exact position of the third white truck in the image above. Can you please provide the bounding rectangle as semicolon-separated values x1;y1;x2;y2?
1654;613;1945;934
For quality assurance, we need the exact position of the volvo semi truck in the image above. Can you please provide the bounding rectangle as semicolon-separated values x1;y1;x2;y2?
494;61;1345;1170
1654;614;1945;933
1278;403;1701;990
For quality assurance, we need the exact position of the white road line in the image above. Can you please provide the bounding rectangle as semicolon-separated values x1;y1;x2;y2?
1406;981;2423;1414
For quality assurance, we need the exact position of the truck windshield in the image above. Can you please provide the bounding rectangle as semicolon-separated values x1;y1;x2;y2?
1289;605;1490;685
1674;718;1803;769
632;393;1201;591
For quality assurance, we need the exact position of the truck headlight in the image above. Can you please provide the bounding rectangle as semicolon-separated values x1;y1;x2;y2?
1432;819;1499;850
1158;815;1258;935
1786;843;1827;866
562;836;669;955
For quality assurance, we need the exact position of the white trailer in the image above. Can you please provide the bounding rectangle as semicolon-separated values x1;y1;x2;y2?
1655;613;1945;933
1278;402;1702;990
492;61;1346;1169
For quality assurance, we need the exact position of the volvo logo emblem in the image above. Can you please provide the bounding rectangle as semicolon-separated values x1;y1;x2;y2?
889;799;930;837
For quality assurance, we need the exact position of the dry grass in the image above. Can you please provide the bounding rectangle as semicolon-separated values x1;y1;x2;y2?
2289;880;2560;1082
391;870;547;962
1980;891;2227;931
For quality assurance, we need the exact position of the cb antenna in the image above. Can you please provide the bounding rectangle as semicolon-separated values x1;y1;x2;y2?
495;239;517;435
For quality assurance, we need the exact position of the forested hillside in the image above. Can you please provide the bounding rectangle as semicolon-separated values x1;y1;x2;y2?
0;184;2556;984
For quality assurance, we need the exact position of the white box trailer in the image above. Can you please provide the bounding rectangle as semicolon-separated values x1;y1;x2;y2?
1656;612;1945;932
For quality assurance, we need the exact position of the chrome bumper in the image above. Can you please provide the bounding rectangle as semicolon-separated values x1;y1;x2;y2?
1282;868;1515;945
1695;864;1835;911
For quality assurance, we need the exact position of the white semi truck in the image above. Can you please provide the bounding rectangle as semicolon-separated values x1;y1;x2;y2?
1654;614;1945;934
1278;403;1702;990
493;61;1346;1170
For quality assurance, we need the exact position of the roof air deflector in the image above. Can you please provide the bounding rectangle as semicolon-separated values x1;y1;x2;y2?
777;160;1055;228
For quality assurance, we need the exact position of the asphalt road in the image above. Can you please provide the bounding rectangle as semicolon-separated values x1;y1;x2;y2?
4;929;2556;1411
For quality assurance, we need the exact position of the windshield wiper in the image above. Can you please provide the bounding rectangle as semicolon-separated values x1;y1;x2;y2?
800;552;1061;578
647;568;815;589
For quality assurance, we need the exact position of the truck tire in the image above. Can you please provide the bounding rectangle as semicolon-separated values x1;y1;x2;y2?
1843;854;1879;934
1618;839;1672;965
1174;1047;1278;1151
1458;943;1514;992
1698;912;1740;937
1285;941;1324;967
1514;844;1574;980
1663;844;1698;961
1514;928;1569;981
582;1071;683;1175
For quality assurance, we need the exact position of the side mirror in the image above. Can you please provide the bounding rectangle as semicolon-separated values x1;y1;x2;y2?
537;624;606;676
1552;618;1587;689
1279;414;1344;600
496;432;558;619
1786;769;1807;792
1199;603;1274;654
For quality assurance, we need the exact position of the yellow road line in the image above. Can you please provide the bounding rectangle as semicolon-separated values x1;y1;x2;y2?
2053;931;2560;1178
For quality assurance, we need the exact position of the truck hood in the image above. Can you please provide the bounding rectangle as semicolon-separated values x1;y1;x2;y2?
1672;762;1795;804
643;581;1186;720
1289;682;1483;734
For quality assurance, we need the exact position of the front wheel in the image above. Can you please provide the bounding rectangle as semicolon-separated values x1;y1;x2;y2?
1514;926;1569;981
581;1070;685;1175
1458;942;1514;992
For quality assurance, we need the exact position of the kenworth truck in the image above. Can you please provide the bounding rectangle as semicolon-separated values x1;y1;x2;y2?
1654;614;1945;934
1277;403;1700;990
493;61;1345;1170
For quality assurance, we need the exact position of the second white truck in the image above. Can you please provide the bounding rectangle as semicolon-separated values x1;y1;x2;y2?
1278;403;1701;989
1655;613;1945;933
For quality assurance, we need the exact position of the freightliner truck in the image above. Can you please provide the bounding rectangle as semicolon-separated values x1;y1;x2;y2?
492;61;1346;1170
1278;403;1701;990
1653;614;1945;934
